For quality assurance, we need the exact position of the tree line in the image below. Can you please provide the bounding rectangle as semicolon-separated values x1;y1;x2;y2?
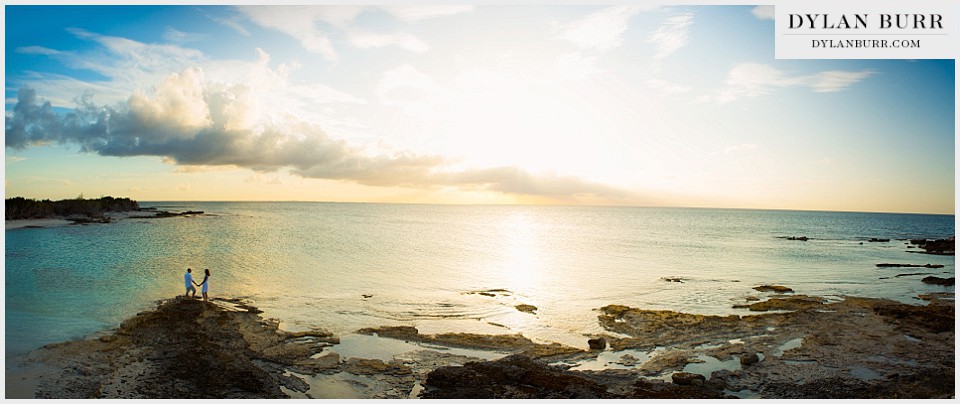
5;196;140;220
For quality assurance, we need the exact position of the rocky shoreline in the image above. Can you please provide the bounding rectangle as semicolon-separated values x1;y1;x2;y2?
8;289;954;399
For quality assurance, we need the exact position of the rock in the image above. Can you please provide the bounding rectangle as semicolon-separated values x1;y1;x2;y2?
515;304;537;314
876;263;945;268
294;352;340;373
671;372;706;386
785;236;809;241
420;354;616;398
588;338;607;350
754;285;794;293
661;277;684;283
740;353;760;366
868;238;890;242
733;295;826;312
908;238;955;255
277;373;310;393
616;354;639;366
921;276;955;286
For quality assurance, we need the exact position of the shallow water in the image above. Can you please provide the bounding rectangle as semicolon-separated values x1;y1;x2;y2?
5;203;955;358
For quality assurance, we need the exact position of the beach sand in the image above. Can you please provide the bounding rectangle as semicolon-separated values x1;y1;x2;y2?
7;290;954;399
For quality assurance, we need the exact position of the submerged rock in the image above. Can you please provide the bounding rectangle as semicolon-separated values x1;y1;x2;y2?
876;263;945;268
515;304;537;314
753;285;794;293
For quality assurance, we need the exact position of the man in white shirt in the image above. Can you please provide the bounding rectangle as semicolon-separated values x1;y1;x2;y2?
184;268;197;298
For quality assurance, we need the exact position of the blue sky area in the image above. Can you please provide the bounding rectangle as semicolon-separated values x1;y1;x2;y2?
4;5;955;213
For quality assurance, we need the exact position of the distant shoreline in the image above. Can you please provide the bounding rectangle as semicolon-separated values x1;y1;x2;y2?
5;209;205;230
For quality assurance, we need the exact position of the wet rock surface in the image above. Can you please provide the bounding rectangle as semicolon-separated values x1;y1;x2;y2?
592;294;954;399
13;292;954;399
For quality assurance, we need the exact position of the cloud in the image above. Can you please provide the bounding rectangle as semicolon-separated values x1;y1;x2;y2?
445;167;634;200
198;8;251;36
646;78;692;94
6;73;636;203
378;5;474;22
349;31;430;53
163;27;209;43
237;6;345;59
558;5;650;51
710;63;874;103
751;6;775;20
7;156;28;163
16;46;62;56
236;5;453;60
807;70;876;93
647;12;694;59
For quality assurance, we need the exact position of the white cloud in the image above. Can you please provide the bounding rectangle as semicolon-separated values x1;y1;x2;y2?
558;5;650;51
198;8;251;36
751;6;775;20
807;70;876;93
16;46;62;56
236;5;454;60
162;27;209;43
237;6;343;60
378;5;473;22
646;78;692;94
376;64;441;107
648;12;694;59
349;31;430;53
711;63;874;103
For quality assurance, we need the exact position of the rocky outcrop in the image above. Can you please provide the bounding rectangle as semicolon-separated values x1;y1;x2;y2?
921;276;955;286
733;295;826;311
877;263;945;268
20;297;336;398
587;337;607;350
419;354;733;399
909;238;955;255
753;285;793;293
355;326;582;359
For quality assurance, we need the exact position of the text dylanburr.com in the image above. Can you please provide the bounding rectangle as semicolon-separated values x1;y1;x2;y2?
774;2;959;59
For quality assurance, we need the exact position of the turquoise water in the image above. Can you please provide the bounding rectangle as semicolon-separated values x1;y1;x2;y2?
5;203;955;358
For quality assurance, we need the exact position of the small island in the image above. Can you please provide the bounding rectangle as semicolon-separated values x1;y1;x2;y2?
5;196;203;229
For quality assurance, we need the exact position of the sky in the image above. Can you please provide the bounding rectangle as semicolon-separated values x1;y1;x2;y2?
4;4;956;214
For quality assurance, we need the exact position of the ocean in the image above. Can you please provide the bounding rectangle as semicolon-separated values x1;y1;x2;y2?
4;203;955;359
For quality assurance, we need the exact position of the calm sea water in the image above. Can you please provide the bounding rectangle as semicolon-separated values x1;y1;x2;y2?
5;203;955;358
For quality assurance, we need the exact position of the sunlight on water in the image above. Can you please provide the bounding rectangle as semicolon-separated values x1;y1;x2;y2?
5;203;955;358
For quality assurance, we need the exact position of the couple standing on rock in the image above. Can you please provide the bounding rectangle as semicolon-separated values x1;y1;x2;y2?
184;267;211;302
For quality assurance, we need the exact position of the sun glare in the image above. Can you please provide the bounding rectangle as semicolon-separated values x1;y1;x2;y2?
500;212;542;292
